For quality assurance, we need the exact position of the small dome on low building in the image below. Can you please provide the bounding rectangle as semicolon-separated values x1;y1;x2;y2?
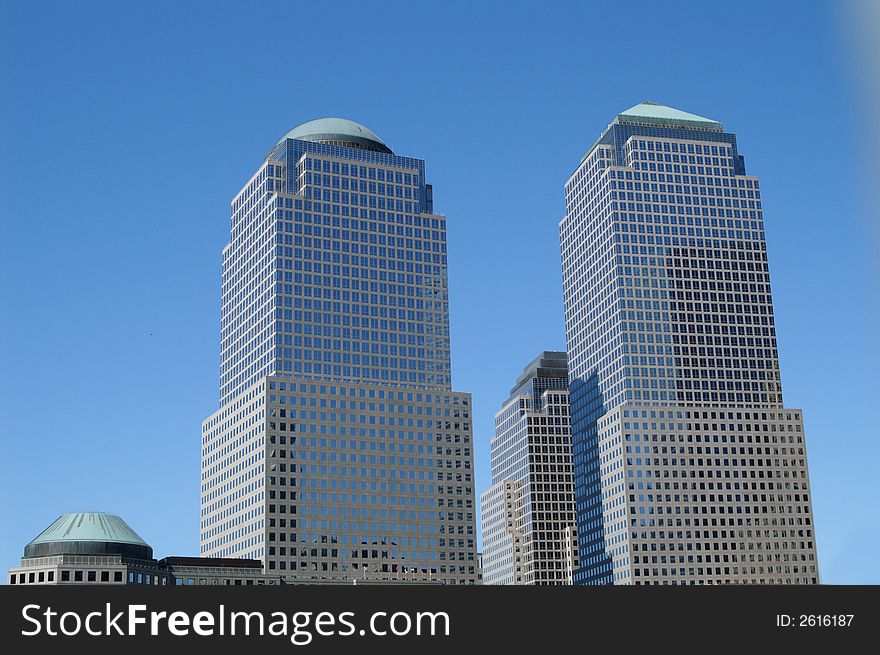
24;512;153;560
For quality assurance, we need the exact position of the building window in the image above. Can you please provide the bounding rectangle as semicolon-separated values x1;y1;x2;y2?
114;571;123;583
74;571;83;582
101;571;110;582
47;571;54;582
61;570;70;582
38;572;45;583
128;572;135;583
87;571;96;582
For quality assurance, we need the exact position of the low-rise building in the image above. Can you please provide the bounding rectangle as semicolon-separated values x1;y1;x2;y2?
7;512;281;586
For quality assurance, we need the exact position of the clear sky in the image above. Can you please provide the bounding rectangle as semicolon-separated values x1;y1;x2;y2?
1;0;878;584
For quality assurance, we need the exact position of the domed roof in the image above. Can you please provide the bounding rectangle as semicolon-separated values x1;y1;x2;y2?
24;512;152;559
277;117;392;153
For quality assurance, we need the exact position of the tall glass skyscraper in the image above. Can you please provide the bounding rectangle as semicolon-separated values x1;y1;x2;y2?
201;118;478;584
481;352;578;585
560;103;819;585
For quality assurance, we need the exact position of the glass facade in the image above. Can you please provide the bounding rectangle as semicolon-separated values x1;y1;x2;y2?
202;121;478;584
481;353;578;585
220;137;448;406
561;104;818;585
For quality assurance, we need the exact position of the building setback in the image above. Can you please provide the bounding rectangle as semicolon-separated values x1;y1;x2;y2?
481;352;578;584
560;103;819;585
201;118;478;583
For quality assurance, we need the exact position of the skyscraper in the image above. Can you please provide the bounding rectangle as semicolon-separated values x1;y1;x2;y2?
560;103;819;585
481;352;578;584
201;118;478;584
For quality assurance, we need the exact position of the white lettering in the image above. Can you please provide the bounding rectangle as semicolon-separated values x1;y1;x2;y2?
43;607;58;636
59;612;81;636
106;604;125;635
268;612;287;636
290;612;313;646
314;612;336;636
167;611;190;636
230;611;263;635
337;612;356;636
85;611;102;636
192;611;214;636
370;611;388;636
416;611;450;636
128;604;147;635
389;612;411;636
150;611;167;635
21;604;42;637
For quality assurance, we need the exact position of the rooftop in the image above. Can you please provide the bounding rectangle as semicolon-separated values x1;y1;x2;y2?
579;101;724;166
158;556;264;569
27;512;148;547
23;512;152;559
617;101;722;130
277;117;392;154
509;351;569;397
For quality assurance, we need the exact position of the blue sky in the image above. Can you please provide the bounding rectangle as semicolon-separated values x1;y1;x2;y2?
1;0;877;584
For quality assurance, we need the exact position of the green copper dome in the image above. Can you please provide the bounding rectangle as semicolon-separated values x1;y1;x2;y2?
580;101;725;165
24;512;152;559
617;101;722;130
277;117;392;154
